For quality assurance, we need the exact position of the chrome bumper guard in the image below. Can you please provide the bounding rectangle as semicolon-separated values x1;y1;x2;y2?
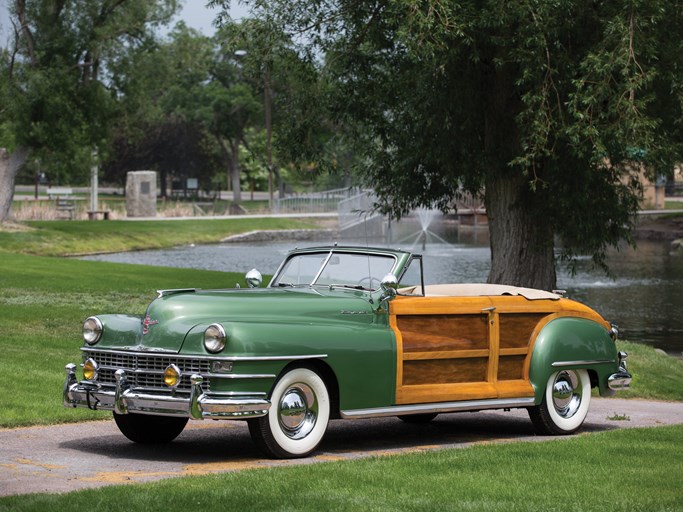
607;351;632;391
63;364;270;419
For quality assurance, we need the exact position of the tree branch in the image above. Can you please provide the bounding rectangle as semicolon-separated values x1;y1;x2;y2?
14;0;38;67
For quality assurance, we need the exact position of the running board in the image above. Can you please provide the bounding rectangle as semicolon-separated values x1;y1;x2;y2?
340;397;536;419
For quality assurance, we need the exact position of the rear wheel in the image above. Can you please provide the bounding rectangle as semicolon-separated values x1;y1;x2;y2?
249;367;330;458
113;412;188;444
528;369;591;435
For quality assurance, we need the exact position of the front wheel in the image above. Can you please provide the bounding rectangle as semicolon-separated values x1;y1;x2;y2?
113;412;188;444
528;369;591;435
249;367;330;458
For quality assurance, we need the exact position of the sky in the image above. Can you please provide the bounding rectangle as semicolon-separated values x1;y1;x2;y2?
0;1;247;45
174;1;222;35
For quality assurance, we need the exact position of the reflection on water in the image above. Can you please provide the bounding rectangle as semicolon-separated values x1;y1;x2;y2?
81;219;683;355
559;241;683;357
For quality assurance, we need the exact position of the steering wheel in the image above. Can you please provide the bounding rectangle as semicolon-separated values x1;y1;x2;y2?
358;276;382;290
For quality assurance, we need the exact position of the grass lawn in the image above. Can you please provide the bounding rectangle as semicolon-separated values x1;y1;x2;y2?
0;217;319;256
0;425;681;511
665;200;683;210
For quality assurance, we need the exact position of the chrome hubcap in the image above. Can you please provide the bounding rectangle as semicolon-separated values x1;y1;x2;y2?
278;383;317;440
552;370;583;419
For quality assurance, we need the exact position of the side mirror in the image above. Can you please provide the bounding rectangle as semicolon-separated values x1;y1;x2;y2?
379;274;398;302
245;269;263;288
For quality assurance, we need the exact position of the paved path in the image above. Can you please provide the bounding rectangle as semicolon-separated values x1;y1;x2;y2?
1;398;682;497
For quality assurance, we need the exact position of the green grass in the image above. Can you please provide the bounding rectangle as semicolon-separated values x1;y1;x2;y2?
614;341;683;402
664;200;683;210
0;217;318;256
1;425;681;510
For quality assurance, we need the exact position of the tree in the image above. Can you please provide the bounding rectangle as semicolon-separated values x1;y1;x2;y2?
103;23;224;196
212;0;683;290
132;23;264;204
213;16;344;199
0;0;179;223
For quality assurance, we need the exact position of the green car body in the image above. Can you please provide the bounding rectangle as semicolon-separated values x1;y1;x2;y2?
64;246;631;458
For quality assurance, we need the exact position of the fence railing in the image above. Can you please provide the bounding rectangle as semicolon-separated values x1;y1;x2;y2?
338;189;382;229
274;186;486;222
273;187;361;214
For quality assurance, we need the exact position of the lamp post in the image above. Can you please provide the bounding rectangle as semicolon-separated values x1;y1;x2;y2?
89;149;98;216
264;66;273;210
235;49;274;211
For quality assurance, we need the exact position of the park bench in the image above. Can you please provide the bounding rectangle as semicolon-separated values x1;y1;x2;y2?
87;210;110;220
46;187;76;220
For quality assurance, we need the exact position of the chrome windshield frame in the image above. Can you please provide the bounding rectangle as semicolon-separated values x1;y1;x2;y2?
268;247;404;290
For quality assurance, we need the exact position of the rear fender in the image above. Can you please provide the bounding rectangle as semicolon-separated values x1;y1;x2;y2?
529;317;619;403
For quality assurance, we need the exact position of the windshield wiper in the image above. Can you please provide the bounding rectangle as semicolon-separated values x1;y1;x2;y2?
275;282;295;287
328;284;370;291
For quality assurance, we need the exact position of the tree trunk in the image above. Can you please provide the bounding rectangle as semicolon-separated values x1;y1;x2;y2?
0;146;29;224
480;60;558;291
485;173;557;290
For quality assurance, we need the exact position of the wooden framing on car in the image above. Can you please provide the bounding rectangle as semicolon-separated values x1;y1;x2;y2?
389;294;607;405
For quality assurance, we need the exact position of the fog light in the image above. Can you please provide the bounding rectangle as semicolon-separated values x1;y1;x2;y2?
164;364;182;388
83;358;99;381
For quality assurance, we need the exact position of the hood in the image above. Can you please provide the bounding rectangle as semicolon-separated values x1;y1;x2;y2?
137;287;376;352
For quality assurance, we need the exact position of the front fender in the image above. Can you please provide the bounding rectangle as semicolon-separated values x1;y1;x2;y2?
529;317;619;403
180;318;396;411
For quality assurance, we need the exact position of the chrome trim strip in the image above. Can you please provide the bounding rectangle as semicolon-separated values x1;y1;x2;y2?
311;250;335;284
93;365;274;380
340;397;536;419
81;347;328;362
223;355;329;362
207;391;268;397
551;359;613;367
209;373;276;379
156;288;197;298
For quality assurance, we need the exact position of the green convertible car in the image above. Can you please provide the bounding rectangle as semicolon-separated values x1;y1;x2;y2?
64;245;631;458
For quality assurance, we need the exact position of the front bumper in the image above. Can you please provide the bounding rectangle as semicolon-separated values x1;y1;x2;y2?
63;364;270;419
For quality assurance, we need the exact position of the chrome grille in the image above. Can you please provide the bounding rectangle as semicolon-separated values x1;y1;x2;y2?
84;350;211;392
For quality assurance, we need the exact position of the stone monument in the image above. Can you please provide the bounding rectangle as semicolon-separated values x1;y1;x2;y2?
125;171;157;217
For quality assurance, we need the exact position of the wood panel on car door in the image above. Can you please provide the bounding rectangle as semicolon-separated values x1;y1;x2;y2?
390;296;540;405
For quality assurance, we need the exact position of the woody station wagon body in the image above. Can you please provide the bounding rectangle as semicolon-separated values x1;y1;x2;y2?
64;246;631;458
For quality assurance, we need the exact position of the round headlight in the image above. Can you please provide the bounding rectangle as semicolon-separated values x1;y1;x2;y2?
204;323;227;353
83;358;99;381
164;364;182;388
83;317;103;345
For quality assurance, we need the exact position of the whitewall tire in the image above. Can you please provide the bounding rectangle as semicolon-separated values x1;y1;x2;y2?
249;367;330;458
528;369;591;435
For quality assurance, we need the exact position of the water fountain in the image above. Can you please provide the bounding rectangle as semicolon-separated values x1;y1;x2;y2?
392;207;453;250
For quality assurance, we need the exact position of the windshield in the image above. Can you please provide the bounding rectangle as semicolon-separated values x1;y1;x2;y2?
272;251;396;290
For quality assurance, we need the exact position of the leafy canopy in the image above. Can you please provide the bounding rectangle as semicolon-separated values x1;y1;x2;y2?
211;0;683;274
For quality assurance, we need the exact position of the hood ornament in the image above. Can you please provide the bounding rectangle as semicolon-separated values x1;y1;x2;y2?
142;315;159;335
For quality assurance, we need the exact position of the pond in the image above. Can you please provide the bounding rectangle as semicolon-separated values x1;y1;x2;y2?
81;219;683;356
